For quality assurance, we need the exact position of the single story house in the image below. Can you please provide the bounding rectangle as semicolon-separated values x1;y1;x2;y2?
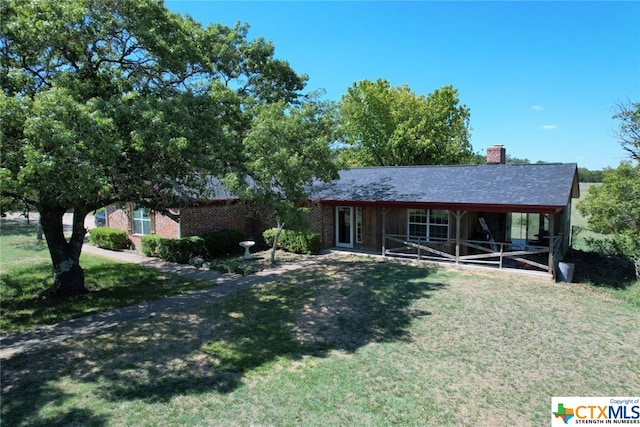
105;180;269;249
106;146;580;278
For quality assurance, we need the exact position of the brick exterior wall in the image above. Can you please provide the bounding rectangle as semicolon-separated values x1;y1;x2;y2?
106;204;180;249
179;203;263;240
309;202;335;249
107;200;277;250
155;214;180;240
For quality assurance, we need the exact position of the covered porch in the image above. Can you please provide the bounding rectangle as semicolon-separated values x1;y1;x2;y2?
330;204;572;278
381;208;565;276
307;160;580;279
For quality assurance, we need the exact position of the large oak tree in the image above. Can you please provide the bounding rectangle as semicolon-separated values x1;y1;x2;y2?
338;79;473;167
0;0;309;296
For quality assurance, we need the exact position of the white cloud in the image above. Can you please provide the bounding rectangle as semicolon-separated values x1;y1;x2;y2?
531;105;544;111
541;124;557;130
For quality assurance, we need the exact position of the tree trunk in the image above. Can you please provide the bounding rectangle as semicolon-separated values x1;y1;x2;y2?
270;221;285;264
40;207;90;297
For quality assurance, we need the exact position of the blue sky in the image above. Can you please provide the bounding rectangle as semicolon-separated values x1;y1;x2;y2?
166;1;639;170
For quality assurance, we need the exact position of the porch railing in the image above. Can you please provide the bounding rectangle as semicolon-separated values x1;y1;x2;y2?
384;234;561;273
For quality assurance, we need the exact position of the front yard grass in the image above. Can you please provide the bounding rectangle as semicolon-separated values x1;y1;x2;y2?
2;255;639;426
1;219;221;334
0;219;305;334
0;256;215;334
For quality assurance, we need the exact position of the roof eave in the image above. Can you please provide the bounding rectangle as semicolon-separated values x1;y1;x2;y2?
310;199;567;214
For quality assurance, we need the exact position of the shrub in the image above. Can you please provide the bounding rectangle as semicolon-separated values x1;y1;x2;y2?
286;230;321;255
262;228;321;255
89;227;129;250
157;236;205;264
201;229;246;258
262;228;281;248
209;259;258;276
140;235;163;257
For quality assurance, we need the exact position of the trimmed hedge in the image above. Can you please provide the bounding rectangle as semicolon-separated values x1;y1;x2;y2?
262;228;321;255
156;236;205;264
201;229;246;258
140;230;246;264
89;227;129;250
140;235;163;257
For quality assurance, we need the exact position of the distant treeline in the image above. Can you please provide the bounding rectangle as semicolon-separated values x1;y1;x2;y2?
577;167;604;183
470;154;603;182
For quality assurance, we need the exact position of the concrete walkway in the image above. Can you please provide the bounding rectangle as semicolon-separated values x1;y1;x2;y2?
0;242;327;359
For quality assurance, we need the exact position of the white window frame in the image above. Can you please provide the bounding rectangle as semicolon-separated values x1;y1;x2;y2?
408;209;428;241
407;209;449;242
133;208;152;235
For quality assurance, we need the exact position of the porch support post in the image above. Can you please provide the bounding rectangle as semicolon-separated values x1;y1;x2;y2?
381;208;386;257
455;210;462;265
548;213;555;278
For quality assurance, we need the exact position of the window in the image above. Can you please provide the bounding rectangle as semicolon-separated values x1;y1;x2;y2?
355;207;363;243
428;210;449;241
133;208;152;235
408;209;428;240
408;209;449;241
508;213;549;246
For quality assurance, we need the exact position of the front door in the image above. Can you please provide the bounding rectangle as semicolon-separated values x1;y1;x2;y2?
336;206;353;248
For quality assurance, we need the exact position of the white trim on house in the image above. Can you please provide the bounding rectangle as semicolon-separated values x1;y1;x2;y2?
335;206;353;248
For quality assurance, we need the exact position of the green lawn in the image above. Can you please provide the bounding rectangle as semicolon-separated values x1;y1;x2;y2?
2;216;639;426
2;255;639;426
0;219;307;334
0;220;221;334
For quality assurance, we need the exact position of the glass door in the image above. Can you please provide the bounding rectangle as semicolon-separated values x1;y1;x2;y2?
336;207;353;248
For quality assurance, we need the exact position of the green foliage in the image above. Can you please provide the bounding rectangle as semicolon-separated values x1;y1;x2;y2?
506;155;531;164
578;163;640;276
262;228;280;248
0;197;25;216
156;237;206;264
143;230;245;262
578;163;640;236
585;233;640;263
262;228;321;255
89;227;129;250
338;79;472;166
284;230;321;255
578;167;604;183
576;102;640;277
230;92;339;261
0;0;308;294
140;235;163;257
201;230;246;258
209;259;259;276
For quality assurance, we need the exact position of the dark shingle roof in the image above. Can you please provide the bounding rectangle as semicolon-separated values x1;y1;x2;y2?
307;163;579;212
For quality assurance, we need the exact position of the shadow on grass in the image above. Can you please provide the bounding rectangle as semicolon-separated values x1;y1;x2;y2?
0;219;40;237
1;351;108;426
569;249;637;289
0;258;197;334
1;257;445;423
4;387;108;427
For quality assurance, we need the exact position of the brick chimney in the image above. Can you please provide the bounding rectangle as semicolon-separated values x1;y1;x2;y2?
487;145;506;164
